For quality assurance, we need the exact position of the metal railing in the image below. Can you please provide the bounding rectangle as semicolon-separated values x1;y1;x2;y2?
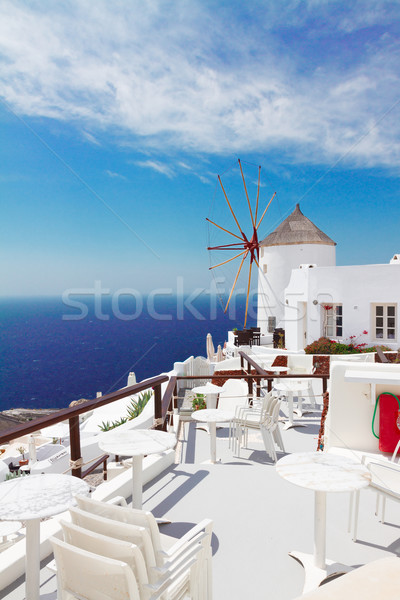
0;375;169;478
0;351;328;479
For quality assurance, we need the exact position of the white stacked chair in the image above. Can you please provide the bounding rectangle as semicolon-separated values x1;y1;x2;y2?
216;379;250;448
73;494;213;599
260;399;283;463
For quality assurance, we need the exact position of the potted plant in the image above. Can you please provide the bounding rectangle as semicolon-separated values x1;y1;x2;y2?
192;394;207;411
17;446;28;466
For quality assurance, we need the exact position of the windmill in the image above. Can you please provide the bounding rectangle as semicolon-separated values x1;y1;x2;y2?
207;159;276;328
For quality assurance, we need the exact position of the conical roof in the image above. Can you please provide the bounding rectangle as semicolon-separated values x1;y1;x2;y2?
260;204;336;247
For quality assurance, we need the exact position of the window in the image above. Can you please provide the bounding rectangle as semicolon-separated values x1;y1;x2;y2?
322;304;343;338
373;304;396;341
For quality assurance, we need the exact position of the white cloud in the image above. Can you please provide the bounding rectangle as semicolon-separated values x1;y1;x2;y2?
82;131;101;146
0;1;399;167
134;160;175;178
105;170;127;180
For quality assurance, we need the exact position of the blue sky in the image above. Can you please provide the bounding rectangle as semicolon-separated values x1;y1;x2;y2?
1;0;400;296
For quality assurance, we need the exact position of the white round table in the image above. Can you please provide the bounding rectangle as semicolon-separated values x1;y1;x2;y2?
191;409;233;463
274;379;313;429
276;452;371;593
192;383;222;409
98;429;176;509
0;473;89;600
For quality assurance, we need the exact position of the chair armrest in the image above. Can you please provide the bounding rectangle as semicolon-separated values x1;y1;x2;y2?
164;519;213;559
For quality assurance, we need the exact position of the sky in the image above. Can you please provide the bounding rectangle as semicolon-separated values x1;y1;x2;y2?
1;0;400;297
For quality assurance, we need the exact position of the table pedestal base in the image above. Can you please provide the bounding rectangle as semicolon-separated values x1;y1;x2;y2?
289;551;352;594
131;455;143;510
26;519;41;600
282;420;306;430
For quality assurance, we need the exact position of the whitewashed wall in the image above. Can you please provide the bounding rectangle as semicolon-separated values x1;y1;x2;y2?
257;243;335;334
285;262;400;351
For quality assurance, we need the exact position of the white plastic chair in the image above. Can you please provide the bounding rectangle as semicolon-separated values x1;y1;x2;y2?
351;456;400;541
51;537;141;600
60;520;151;598
232;392;274;456
73;496;213;599
69;506;159;579
51;536;200;600
260;399;283;463
217;379;250;448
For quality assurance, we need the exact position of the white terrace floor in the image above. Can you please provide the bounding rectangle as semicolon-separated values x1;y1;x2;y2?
3;402;400;600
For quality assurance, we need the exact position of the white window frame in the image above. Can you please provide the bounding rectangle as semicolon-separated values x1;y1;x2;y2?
372;303;397;342
321;304;343;338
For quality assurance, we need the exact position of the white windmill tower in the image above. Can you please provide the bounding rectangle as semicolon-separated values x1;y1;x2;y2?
257;204;336;337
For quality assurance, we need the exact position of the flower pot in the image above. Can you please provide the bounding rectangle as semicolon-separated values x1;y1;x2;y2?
19;459;29;466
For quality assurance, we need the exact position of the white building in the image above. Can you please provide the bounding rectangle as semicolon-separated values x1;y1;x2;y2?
257;204;400;351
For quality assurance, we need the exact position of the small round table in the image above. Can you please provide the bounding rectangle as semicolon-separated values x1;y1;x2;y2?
0;473;89;600
192;383;221;409
276;452;371;593
191;409;233;463
99;429;176;509
274;379;313;429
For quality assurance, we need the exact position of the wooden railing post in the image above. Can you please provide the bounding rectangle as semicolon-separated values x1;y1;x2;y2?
246;359;253;397
154;384;163;430
69;415;82;478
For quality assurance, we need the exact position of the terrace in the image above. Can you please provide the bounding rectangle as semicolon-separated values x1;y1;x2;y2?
1;354;400;599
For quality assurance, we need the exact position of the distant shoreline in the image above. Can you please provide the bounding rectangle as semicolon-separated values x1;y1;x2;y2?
0;408;58;434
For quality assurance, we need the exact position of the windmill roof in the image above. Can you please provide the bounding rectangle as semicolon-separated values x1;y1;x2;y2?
260;203;336;247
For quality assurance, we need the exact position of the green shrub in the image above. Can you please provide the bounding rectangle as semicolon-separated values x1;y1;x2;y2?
305;337;394;355
192;393;207;411
98;390;152;432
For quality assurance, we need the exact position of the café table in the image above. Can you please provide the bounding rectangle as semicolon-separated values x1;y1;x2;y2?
0;473;89;600
191;408;233;463
276;452;371;593
273;379;312;429
99;429;176;509
191;382;222;409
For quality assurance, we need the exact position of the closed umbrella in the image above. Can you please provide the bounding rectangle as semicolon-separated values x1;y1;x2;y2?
216;345;224;362
28;435;37;465
206;333;215;361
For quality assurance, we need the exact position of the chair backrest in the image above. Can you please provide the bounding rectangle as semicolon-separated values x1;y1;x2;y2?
75;494;163;565
60;520;150;597
51;536;140;600
367;459;400;496
262;399;281;428
376;347;390;363
287;354;313;374
69;506;159;582
218;379;249;411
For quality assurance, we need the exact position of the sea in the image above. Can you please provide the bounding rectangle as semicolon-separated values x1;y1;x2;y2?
0;294;256;411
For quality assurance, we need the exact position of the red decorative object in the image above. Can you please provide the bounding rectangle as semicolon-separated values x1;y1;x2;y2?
322;305;333;311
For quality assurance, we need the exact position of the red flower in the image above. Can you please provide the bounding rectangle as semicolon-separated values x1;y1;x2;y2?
363;330;368;335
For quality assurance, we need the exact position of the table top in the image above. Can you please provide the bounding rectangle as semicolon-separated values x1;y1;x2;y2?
191;408;234;423
276;452;371;493
98;429;176;457
0;474;89;521
192;383;222;395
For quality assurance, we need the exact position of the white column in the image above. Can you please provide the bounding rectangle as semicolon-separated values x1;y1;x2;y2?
131;455;143;509
25;518;40;600
314;491;327;570
209;422;217;463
